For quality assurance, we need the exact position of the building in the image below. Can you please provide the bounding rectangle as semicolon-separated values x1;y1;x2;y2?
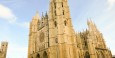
0;42;8;58
28;0;112;58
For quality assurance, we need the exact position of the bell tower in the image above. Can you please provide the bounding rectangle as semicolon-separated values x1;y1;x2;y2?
48;0;77;58
28;12;40;58
49;0;76;45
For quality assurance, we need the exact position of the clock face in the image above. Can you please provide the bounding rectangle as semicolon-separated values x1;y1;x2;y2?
39;32;45;42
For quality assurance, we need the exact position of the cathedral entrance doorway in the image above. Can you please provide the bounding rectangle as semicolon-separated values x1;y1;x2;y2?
36;54;40;58
84;52;90;58
43;51;48;58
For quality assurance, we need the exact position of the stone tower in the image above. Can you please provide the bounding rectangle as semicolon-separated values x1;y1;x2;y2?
28;11;49;58
28;0;112;58
0;42;8;58
48;0;78;58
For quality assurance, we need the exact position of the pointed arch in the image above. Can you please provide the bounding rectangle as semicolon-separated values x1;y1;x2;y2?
78;52;81;58
96;52;100;58
64;20;67;26
62;2;63;7
43;51;48;58
97;51;105;58
100;51;105;58
54;21;57;27
84;52;90;58
36;54;40;58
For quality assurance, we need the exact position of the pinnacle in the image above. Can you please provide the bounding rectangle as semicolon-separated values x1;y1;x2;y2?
33;11;41;20
35;11;40;19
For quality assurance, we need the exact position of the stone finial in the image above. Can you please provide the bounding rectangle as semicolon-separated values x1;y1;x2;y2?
87;18;93;26
45;11;48;19
33;11;41;20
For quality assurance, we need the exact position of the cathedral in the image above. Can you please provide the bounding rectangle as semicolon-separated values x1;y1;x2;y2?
0;42;8;58
28;0;112;58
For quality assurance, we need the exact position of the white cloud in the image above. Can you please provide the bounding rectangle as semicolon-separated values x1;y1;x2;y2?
107;0;115;10
0;4;16;23
0;4;29;28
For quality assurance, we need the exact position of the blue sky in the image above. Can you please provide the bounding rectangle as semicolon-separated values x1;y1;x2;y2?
0;0;115;58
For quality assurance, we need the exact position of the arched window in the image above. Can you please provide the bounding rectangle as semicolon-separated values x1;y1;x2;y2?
96;52;100;58
63;10;64;15
97;51;105;58
55;10;57;16
84;52;90;58
54;21;57;27
78;52;81;58
36;54;40;58
33;51;34;53
55;38;58;43
84;41;87;47
62;2;63;7
43;51;48;58
54;3;56;9
100;51;105;58
64;20;67;26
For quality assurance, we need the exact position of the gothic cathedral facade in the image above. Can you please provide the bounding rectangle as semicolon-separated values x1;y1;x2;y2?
28;0;112;58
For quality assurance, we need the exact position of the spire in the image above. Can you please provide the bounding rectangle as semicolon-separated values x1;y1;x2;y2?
87;18;93;26
33;11;40;20
87;19;98;32
45;11;48;17
42;12;44;17
45;11;48;19
87;19;90;26
87;18;94;27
